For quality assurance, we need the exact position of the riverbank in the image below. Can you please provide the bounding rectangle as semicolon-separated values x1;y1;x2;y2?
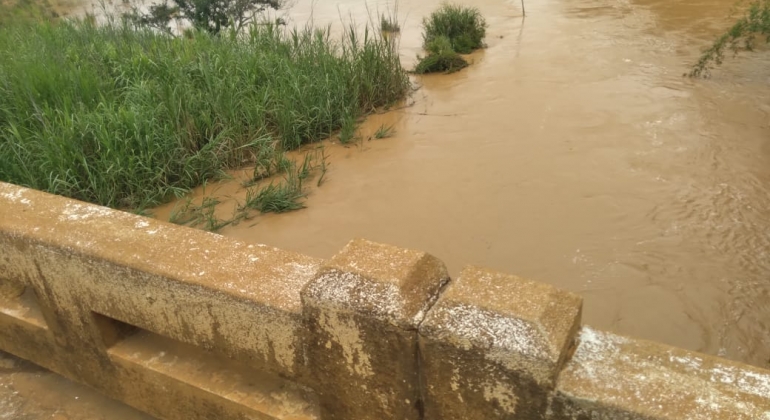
0;8;409;217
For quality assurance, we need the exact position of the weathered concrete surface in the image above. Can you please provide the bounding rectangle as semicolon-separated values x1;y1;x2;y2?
419;265;582;420
109;330;319;420
0;183;322;378
301;238;449;420
0;182;322;419
0;350;153;420
551;327;770;420
0;285;61;379
2;185;322;376
0;278;25;300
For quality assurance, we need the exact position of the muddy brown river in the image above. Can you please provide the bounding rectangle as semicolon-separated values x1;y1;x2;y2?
153;0;770;368
49;0;770;381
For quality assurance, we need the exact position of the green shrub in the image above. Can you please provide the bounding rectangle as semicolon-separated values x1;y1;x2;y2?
422;3;486;54
414;35;468;73
414;51;468;74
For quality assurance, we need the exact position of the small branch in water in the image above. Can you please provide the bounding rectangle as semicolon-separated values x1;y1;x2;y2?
375;100;416;114
415;112;463;117
521;0;526;17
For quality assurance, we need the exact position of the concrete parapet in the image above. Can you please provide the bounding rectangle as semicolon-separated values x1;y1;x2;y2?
0;181;768;420
0;183;322;419
418;265;583;419
301;238;449;420
551;326;770;420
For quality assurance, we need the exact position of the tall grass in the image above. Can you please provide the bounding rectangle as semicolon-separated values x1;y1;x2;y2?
380;13;400;33
422;4;486;54
0;17;409;210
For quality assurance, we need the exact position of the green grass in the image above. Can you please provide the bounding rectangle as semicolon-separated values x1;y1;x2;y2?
414;35;469;74
0;16;410;212
168;196;239;232
413;5;484;74
241;153;319;213
422;3;486;54
373;123;396;139
167;147;327;230
245;138;291;185
380;14;400;33
244;180;307;213
414;52;468;74
338;113;359;143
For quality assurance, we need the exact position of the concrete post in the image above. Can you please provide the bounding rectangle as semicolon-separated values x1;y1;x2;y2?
418;265;582;419
301;239;450;420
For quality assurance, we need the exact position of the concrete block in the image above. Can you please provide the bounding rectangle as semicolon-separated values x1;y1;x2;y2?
301;238;449;420
419;265;582;419
551;326;770;420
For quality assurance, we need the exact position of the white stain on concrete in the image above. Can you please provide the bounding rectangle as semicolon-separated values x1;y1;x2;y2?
563;327;770;419
318;310;373;377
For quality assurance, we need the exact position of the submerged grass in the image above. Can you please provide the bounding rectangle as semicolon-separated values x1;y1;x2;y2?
373;123;396;139
168;196;240;232
0;16;410;211
413;4;484;74
414;35;468;74
244;178;306;213
241;150;322;213
414;52;468;74
169;147;327;230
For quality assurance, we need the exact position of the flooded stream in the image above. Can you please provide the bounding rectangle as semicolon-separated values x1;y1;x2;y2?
85;0;770;367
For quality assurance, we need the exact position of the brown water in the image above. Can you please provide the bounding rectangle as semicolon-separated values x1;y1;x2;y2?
157;0;769;367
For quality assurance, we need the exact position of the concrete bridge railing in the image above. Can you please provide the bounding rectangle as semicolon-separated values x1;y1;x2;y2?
0;181;768;420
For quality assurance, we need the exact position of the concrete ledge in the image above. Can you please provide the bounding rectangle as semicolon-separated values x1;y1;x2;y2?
419;265;582;419
551;327;770;420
